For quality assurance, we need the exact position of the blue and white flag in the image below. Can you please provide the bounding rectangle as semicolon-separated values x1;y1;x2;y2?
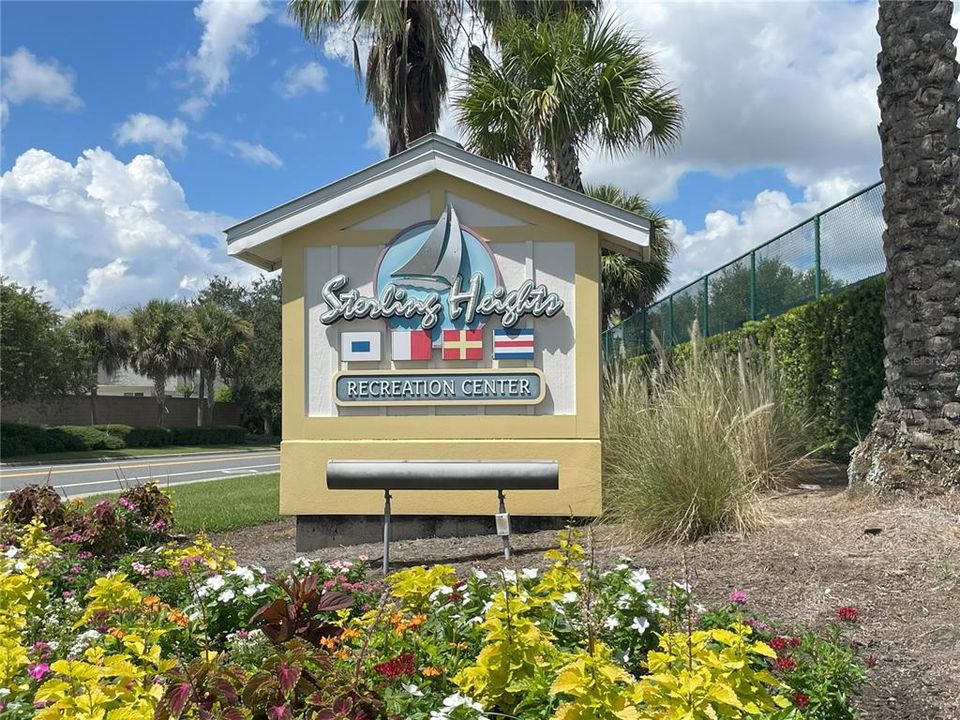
494;328;535;359
340;331;381;361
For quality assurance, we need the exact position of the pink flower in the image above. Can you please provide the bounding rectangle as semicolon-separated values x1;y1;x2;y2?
728;590;748;605
153;568;173;579
28;663;50;681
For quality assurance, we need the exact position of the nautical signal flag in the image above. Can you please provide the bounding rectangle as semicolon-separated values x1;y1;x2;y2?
442;329;483;360
493;328;535;359
340;331;381;361
391;329;433;361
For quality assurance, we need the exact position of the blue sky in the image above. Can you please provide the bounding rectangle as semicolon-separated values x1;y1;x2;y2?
4;0;950;312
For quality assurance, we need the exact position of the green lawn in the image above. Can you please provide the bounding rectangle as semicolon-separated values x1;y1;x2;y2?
5;443;278;464
89;473;280;533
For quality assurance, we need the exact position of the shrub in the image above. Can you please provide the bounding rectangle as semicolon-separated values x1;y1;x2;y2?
52;425;124;451
0;485;64;527
1;422;122;455
168;425;247;446
603;331;808;542
629;277;885;461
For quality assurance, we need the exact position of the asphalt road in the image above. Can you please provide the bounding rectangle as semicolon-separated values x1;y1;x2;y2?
0;449;281;499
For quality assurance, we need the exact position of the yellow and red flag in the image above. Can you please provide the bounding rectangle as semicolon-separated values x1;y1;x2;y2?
441;329;483;360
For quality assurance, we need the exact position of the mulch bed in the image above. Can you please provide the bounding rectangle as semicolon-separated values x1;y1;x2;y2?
214;486;960;720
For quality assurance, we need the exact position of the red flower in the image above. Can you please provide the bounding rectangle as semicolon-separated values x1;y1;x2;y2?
836;606;860;622
769;637;789;651
774;657;797;672
373;652;416;679
791;693;810;710
866;654;878;667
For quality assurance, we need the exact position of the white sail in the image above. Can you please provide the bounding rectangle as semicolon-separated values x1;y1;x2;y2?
391;205;463;290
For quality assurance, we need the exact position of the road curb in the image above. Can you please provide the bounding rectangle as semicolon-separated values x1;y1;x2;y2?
0;447;280;469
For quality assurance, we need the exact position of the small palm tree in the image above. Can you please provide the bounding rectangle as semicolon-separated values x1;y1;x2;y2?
586;184;673;328
129;300;195;428
65;309;133;425
289;0;450;155
457;11;683;191
191;302;253;427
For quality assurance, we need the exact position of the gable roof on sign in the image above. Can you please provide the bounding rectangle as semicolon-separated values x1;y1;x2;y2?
225;134;652;270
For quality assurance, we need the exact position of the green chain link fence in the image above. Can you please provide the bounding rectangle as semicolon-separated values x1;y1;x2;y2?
603;180;886;359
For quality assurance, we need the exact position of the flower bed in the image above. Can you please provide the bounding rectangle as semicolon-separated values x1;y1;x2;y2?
0;484;868;719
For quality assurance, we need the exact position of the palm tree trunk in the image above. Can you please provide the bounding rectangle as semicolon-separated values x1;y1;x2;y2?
197;370;205;428
154;376;167;428
848;0;960;492
89;386;98;426
206;368;217;426
554;137;584;192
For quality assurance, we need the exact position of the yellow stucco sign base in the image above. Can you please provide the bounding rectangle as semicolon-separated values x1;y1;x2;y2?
226;136;651;549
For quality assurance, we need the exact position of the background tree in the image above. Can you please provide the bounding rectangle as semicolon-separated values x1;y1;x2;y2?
65;309;133;424
457;9;682;191
191;302;253;427
289;0;450;155
197;276;282;435
129;299;196;428
586;184;672;328
0;278;83;403
849;0;960;491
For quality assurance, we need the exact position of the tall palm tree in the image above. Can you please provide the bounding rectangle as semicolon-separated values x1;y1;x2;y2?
585;184;673;328
456;11;683;192
65;309;132;425
129;300;195;428
191;302;253;427
848;0;959;491
289;0;450;155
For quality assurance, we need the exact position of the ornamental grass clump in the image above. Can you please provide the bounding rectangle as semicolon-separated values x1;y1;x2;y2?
602;326;808;542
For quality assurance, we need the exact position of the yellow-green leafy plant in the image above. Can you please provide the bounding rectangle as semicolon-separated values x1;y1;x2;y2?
77;573;142;626
455;581;561;715
34;637;176;720
535;529;586;602
551;642;639;720
161;531;235;573
388;564;456;610
634;623;793;719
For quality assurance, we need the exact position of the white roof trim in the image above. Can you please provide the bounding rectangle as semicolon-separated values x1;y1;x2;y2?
226;135;651;265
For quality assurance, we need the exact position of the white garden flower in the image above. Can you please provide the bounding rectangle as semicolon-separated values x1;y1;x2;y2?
229;566;255;583
604;616;620;630
472;569;488;581
646;600;670;616
673;581;691;593
501;569;517;583
242;585;260;598
0;688;9;698
561;591;578;604
402;683;424;697
4;547;19;558
206;575;226;591
255;582;270;593
521;568;539;580
218;589;236;603
631;616;650;634
628;569;651;593
14;561;27;572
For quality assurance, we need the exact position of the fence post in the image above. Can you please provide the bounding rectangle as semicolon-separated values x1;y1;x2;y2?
813;214;822;298
702;277;709;337
642;308;648;353
749;251;757;321
667;295;675;347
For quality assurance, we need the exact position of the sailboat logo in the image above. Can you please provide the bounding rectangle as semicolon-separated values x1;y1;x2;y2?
373;203;502;333
390;205;463;291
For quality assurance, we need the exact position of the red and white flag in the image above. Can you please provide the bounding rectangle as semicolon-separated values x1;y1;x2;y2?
391;330;433;361
442;329;483;360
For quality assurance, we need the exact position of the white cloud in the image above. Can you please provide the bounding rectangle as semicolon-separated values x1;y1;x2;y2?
185;0;270;115
364;120;389;156
0;147;259;311
277;61;329;98
666;174;883;293
114;113;189;156
1;47;82;125
198;132;282;167
583;1;885;202
178;96;210;121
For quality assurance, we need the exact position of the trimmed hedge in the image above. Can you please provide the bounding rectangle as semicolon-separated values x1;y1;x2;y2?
1;423;124;456
630;276;885;461
1;423;248;457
